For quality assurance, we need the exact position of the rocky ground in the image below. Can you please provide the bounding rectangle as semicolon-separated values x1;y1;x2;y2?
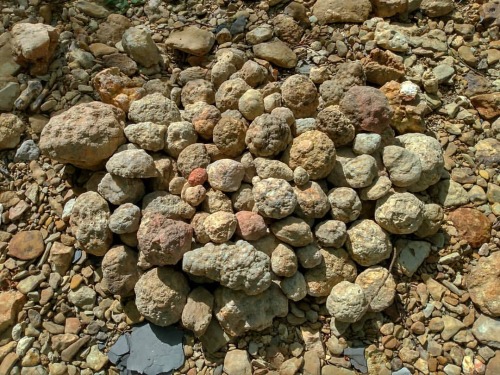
0;0;499;374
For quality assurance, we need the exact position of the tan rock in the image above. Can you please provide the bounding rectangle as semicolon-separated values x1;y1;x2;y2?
8;230;44;260
166;26;215;56
0;291;26;333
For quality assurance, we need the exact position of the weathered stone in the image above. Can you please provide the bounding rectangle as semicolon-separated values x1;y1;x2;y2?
449;208;492;248
8;231;44;260
466;251;500;317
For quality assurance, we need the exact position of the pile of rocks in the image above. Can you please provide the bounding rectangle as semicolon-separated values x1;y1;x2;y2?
0;0;499;374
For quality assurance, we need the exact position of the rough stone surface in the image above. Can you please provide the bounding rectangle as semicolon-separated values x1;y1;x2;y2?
165;26;216;56
375;193;425;234
253;178;297;219
466;251;500;317
181;287;213;337
8;230;44;260
346;220;392;267
326;281;368;323
0;113;24;150
101;245;139;297
448;208;492;248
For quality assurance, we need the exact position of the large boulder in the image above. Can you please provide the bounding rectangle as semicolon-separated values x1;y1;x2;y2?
39;102;126;170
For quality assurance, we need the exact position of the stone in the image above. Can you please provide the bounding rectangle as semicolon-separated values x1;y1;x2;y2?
181;287;213;337
122;26;161;67
137;212;192;266
128;92;181;125
486;351;500;375
448;208;491;248
312;0;372;24
355;266;396;312
253;178;297;219
166;26;215;56
203;212;237;243
135;267;189;327
314;220;347;248
281;271;308;301
294;182;330;219
224;349;252;375
254;158;293;181
346;220;392;267
97;173;145;205
124;122;166;151
11;23;59;75
326;281;368;323
239;89;264;120
395;239;431;277
466;251;500;317
213;116;246;157
40;102;126;170
183;240;271;295
475;138;500;167
343;155;378;189
271;216;314;247
207;159;245;192
214;284;288;336
86;345;108;371
363;49;406;85
109;203;141;234
420;0;455;17
102;245;139;297
106;149;157;178
271;243;299;277
371;0;407;17
328;187;362;223
68;286;96;310
383;146;422;187
316;105;355;147
75;1;109;18
14;140;40;162
8;230;44;260
48;242;74;275
282;130;336;180
0;80;20;112
246;113;291;157
0;291;26;333
0;113;24;150
253;39;298;68
70;192;112;256
235;211;268;241
281;75;319;118
340;86;392;134
181;79;215;107
375;193;424;234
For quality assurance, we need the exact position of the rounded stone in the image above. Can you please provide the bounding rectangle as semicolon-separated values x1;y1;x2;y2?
281;75;319;118
353;133;382;155
383;145;422;187
414;203;443;238
293;181;330;219
123;122;166;151
314;220;347;248
207;159;245;192
375;193;424;234
235;211;268;241
101;245;139;297
281;272;308;302
0;113;25;150
296;244;323;269
253;178;297;219
245;114;292;157
8;231;44;261
204;211;237;243
346;219;392;267
108;203;141;234
215;78;251;111
189;103;221;140
315;105;355;147
239;89;265;120
328;187;362;223
97;173;145;205
177;143;211;177
134;267;190;327
282;130;336;180
271;243;298;277
190;212;211;244
326;281;368;323
213;117;247;157
128;93;181;125
165;121;198;158
355;266;396;312
181;79;215;107
271;216;314;247
343;154;378;188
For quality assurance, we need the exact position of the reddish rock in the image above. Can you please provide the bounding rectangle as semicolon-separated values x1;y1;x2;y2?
448;208;492;248
0;291;26;333
137;212;193;266
235;211;268;241
471;93;500;119
466;251;500;317
340;85;393;134
8;230;44;260
188;167;208;186
486;351;500;375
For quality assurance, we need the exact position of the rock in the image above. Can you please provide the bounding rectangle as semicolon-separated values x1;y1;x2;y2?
353;133;381;155
359;176;392;201
213;116;246;157
383;146;422;187
109;203;141;234
183;240;271;295
75;1;109;18
11;23;59;75
215;78;251;112
124;122;166;151
271;216;313;247
92;67;144;113
281;271;307;301
282;130;336;180
0;113;24;150
165;121;198;158
343;154;378;188
7;230;44;260
340;86;392;134
448;208;492;248
303;351;321;375
224;349;252;375
246;26;274;44
239;89;264;120
253;178;297;219
97;173;145;205
14;140;40;162
214;284;288;336
134;267;189;327
314;220;346;248
371;0;407;17
326;281;368;323
166;26;215;56
122;26;161;68
235;211;268;241
346;220;392;267
0;291;26;333
246;113;291;157
304;247;357;297
294;182;330;219
106;149;157;178
471;93;500;120
363;49;406;85
312;0;372;24
273;14;304;44
319;62;366;106
375;193;424;234
204;212;237;243
101;245;139;297
137;212;192;266
103;53;138;75
70;192;112;256
281;75;319;118
396;133;444;192
466;251;500;317
441;315;465;340
48;242;74;275
271;243;298;277
395;239;431;277
68;286;96;310
356;266;396;312
0;80;20;112
207;159;245;192
316;106;355;147
280;357;304;375
128;93;181;125
40;102;126;170
254;158;293;181
420;0;455;17
181;287;213;337
143;192;196;219
86;345;108;371
17;273;45;294
253;39;298;68
328;187;362;223
181;79;215;107
486;351;500;375
415;203;443;237
475;138;500;167
96;14;131;44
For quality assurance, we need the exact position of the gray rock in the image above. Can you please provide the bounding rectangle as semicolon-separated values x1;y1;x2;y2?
343;154;378;188
0;81;20;112
395;239;431;277
383;146;422;187
472;314;500;349
315;220;347;248
97;173;145;205
122;26;161;67
296;244;323;269
281;271;308;301
326;281;368;323
124;122;166;151
271;243;299;277
181;287;213;337
375;193;424;234
142;191;195;219
253;39;298;69
68;286;96;310
128;93;181;125
183;240;271;295
14;140;40;162
165;121;198;158
346;220;392;267
353;133;381;155
414;203;443;238
108;203;141;234
359;176;392;201
328;187;362;223
207;159;245;192
106;149;157;178
355;266;396;312
253;178;297;219
436;180;469;208
214;284;288;336
420;0;454;17
134;267;189;327
254;158;293;181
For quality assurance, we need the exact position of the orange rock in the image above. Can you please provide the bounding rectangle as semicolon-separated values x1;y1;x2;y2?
471;92;500;119
448;207;492;248
8;230;44;260
0;291;26;333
